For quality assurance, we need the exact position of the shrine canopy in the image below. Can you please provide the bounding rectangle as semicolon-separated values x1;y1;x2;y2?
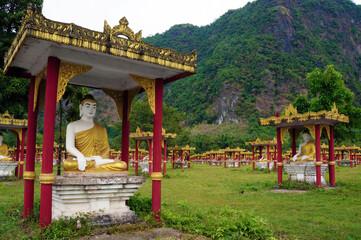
0;111;27;140
4;6;197;117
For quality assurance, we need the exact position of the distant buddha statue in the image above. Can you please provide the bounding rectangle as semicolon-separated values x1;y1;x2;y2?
292;132;315;162
0;134;12;161
259;149;267;162
63;94;127;173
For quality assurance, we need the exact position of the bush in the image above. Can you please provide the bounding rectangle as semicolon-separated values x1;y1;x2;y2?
162;206;274;239
127;193;152;216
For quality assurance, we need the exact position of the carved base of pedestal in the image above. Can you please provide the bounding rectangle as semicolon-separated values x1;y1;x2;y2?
0;161;18;177
175;162;188;168
255;161;274;169
138;161;149;173
52;173;145;225
284;162;328;185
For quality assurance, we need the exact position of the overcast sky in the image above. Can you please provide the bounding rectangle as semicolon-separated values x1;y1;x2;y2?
42;0;361;37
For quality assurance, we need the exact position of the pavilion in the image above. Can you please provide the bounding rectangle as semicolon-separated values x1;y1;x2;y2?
260;104;349;187
0;111;28;178
4;5;196;227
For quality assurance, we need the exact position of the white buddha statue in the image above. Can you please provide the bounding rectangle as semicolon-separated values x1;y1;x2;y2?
292;132;316;162
0;134;12;161
63;94;127;173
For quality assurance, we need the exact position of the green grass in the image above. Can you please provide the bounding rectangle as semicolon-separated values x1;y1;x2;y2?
1;163;361;239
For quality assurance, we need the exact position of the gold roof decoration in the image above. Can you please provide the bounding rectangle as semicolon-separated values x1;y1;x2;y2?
260;103;349;127
0;110;28;128
130;127;177;140
4;5;197;74
245;138;277;146
169;145;195;151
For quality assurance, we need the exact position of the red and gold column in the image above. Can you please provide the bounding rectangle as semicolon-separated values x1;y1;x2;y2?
19;129;26;179
148;139;153;176
328;125;335;186
39;56;59;227
252;146;255;170
151;78;163;221
121;90;130;171
23;75;39;219
267;145;270;169
315;124;322;187
277;128;283;185
135;140;139;175
163;140;167;175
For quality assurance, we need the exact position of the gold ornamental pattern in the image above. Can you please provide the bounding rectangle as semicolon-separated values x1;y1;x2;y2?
129;74;156;114
4;5;197;74
57;62;92;102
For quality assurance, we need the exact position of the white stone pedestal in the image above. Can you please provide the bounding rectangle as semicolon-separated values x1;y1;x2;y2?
175;161;188;168
255;161;274;170
284;162;328;185
52;172;145;225
138;161;149;173
0;161;18;177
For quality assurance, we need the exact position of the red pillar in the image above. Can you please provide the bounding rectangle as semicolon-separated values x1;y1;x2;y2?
315;124;322;187
224;152;227;168
172;151;175;168
148;139;153;176
277;128;283;185
163;140;167;175
135;140;139;175
188;150;191;168
121;90;130;170
349;150;353;168
252;146;255;170
291;128;296;157
151;78;163;221
180;150;183;169
15;137;20;177
19;129;26;179
267;145;270;169
39;56;60;227
329;125;335;187
23;76;39;219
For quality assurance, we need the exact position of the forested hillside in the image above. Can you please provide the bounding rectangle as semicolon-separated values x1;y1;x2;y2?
145;0;361;125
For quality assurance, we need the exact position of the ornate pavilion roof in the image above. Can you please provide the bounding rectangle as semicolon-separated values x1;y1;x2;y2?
130;127;177;140
245;138;277;147
0;111;27;129
4;5;197;91
260;104;349;128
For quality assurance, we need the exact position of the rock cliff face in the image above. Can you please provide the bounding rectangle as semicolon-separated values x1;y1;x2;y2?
131;0;361;125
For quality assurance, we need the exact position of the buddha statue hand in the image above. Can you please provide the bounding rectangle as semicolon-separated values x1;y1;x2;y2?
77;155;87;171
301;155;312;161
88;156;115;167
292;154;299;162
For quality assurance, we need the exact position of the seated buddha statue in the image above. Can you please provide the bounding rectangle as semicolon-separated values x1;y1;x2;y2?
0;134;12;161
292;132;315;162
259;149;267;162
63;94;127;173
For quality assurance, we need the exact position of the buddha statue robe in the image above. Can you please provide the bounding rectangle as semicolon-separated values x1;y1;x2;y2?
0;143;12;161
63;122;127;172
295;141;315;162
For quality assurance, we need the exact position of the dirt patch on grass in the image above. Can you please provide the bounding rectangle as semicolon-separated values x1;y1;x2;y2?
80;227;209;240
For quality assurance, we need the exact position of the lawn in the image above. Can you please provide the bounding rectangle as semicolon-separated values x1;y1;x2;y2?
0;162;360;239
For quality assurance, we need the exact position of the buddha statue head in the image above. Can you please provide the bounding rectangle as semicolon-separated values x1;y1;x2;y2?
79;94;98;120
301;132;311;142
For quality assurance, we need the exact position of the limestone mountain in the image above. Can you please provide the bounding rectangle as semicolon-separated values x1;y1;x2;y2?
144;0;361;126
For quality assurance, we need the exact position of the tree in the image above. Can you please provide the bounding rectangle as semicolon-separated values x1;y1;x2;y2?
292;65;361;144
1;0;43;68
112;98;186;150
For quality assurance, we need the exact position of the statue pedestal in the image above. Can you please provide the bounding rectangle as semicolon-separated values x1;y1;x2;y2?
284;162;328;185
175;161;188;168
0;161;18;178
52;173;145;225
138;161;149;173
255;161;274;170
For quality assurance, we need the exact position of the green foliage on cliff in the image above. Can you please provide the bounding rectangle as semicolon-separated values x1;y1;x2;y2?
145;0;361;126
